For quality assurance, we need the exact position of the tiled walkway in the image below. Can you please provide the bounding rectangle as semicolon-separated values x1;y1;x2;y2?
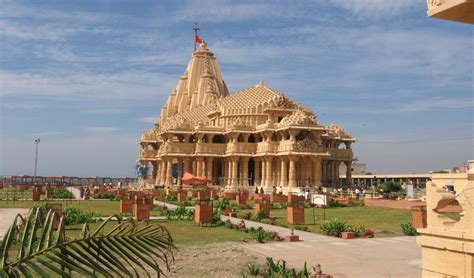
0;208;29;240
222;216;421;278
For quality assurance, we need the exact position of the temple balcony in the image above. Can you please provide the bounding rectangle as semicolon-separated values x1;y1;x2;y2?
139;149;158;159
225;142;257;154
164;142;196;154
141;131;157;141
256;141;278;154
324;148;353;160
427;0;474;24
196;142;226;155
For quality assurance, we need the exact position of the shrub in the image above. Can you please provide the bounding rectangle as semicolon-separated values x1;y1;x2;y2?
397;189;407;199
242;212;252;220
346;225;365;237
361;229;375;238
164;204;194;220
51;189;74;199
253;228;271;243
352;199;365;207
251;210;266;222
295;225;309;232
401;222;418;236
63;208;98;225
320;218;347;237
245;263;260;276
380;182;402;193
214;198;231;210
93;193;118;201
328;199;347;208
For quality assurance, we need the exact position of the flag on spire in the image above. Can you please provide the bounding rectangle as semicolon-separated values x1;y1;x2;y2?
195;34;204;43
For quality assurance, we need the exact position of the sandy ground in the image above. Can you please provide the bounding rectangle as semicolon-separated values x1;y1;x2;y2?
167;242;265;277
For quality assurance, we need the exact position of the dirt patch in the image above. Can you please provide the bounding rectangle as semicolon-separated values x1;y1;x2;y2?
167;242;265;277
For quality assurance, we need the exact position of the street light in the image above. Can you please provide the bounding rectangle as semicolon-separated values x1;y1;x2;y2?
34;138;40;183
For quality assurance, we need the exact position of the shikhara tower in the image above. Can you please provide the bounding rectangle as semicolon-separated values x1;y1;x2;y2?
139;42;355;193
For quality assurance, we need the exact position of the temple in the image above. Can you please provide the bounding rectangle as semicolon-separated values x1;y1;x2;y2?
138;42;355;193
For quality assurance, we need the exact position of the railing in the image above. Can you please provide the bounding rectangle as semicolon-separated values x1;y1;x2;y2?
277;140;294;152
196;143;226;155
141;132;157;141
226;143;257;154
140;150;158;159
256;141;278;153
325;148;353;160
165;143;196;154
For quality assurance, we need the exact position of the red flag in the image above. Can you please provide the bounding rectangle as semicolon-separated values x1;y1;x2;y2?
195;34;204;43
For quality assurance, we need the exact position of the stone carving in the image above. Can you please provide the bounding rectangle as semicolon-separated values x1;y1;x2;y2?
327;123;351;139
279;110;318;127
293;138;321;152
427;0;446;9
230;117;247;129
162;114;192;131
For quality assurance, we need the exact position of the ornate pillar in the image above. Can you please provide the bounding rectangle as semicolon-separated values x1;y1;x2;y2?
232;157;239;187
313;159;322;188
254;158;261;187
196;157;204;177
306;158;312;185
166;158;173;186
155;160;161;184
260;159;266;188
241;157;249;188
288;156;296;188
280;158;288;187
184;158;190;174
345;161;352;188
151;161;158;183
264;156;273;191
159;159;166;185
335;161;340;187
177;159;182;185
275;159;281;187
192;159;197;176
206;157;213;179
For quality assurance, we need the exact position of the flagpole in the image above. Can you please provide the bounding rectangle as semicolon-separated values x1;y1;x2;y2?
34;138;40;183
193;22;200;51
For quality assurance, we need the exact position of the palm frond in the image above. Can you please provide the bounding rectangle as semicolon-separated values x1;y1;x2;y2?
0;208;176;277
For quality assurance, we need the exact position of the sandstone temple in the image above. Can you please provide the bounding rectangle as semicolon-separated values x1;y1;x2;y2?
138;42;355;193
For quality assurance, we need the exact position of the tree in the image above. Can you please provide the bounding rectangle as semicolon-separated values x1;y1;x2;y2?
379;182;402;193
1;208;176;277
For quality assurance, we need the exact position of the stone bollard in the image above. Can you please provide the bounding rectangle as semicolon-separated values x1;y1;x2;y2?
411;205;427;228
287;194;305;225
255;196;270;217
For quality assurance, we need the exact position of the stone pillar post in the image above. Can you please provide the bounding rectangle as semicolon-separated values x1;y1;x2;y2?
306;159;312;185
159;159;166;185
264;157;273;192
206;157;213;180
196;157;204;177
241;157;249;188
155;160;162;184
345;161;352;188
184;158;190;174
254;158;261;187
232;157;239;187
177;159;182;185
192;160;197;176
260;159;266;188
313;159;322;188
166;158;173;186
151;161;158;183
275;159;281;187
288;157;297;188
280;158;288;187
335;161;340;187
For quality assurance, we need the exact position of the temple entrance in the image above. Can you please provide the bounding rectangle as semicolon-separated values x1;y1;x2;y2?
213;158;224;185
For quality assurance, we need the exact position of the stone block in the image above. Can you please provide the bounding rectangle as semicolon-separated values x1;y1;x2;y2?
45;189;53;199
342;232;355;239
133;203;150;221
287;206;305;225
120;199;134;214
177;190;188;203
197;190;210;200
271;194;287;203
255;203;270;218
194;204;213;224
411;205;427;229
236;194;247;206
284;235;299;242
19;184;29;192
32;191;41;201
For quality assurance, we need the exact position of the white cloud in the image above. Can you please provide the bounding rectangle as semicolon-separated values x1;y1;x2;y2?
328;0;418;17
84;127;120;134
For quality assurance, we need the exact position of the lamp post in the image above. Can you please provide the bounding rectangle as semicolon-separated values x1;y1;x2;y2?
34;138;40;183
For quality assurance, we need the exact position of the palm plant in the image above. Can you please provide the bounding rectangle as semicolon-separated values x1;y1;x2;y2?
0;207;176;277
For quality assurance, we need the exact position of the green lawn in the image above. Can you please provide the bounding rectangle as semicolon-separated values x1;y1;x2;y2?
237;206;411;236
65;220;252;245
0;199;120;216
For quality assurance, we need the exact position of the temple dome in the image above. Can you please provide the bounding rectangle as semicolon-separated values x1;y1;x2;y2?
158;43;229;127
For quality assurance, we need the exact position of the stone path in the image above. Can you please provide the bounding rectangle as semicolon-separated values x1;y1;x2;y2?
66;186;81;199
222;216;421;278
0;208;29;240
153;200;194;210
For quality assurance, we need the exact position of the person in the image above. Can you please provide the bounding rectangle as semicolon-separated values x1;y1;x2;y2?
272;186;277;195
355;187;360;199
79;186;85;199
279;185;283;195
255;187;259;194
259;187;264;194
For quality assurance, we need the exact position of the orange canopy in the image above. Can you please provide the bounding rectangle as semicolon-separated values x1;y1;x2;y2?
181;172;208;185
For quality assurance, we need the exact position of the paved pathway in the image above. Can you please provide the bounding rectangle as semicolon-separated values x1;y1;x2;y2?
153;200;194;210
0;208;29;240
222;216;421;278
66;186;81;199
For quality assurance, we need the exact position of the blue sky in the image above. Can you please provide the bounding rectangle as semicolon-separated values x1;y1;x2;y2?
1;0;473;177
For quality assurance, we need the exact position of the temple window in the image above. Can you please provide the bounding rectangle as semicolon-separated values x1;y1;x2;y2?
248;134;256;143
212;134;226;143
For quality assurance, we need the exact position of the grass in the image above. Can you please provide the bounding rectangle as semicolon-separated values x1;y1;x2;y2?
237;206;411;236
65;220;252;245
0;199;120;216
